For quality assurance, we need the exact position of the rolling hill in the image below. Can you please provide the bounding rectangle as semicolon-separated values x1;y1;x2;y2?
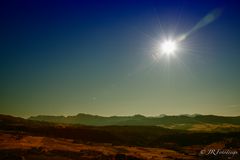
29;113;240;125
0;114;240;159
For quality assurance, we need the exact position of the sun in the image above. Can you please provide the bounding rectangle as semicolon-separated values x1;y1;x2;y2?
153;38;179;60
160;40;177;55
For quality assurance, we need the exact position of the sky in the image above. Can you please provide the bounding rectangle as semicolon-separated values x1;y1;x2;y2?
1;0;240;117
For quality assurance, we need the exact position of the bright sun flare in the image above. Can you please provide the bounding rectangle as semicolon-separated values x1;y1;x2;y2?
161;40;177;55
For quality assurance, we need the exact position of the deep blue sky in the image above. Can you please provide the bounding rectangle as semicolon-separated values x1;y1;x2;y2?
1;0;240;117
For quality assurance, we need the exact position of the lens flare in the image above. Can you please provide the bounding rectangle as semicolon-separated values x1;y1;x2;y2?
176;8;222;42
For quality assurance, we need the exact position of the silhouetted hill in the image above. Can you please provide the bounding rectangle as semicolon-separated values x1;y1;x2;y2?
1;114;240;147
1;114;240;160
29;113;240;126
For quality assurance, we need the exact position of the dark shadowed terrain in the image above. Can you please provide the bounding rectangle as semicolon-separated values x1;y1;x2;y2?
0;114;239;160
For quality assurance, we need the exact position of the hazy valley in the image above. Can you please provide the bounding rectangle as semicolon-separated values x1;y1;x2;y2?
0;114;239;160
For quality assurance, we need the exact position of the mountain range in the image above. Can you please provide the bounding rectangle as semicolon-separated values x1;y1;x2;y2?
1;113;240;160
29;113;240;128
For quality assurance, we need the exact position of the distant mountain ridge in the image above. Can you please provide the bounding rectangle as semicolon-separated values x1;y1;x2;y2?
29;113;240;126
1;114;240;159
